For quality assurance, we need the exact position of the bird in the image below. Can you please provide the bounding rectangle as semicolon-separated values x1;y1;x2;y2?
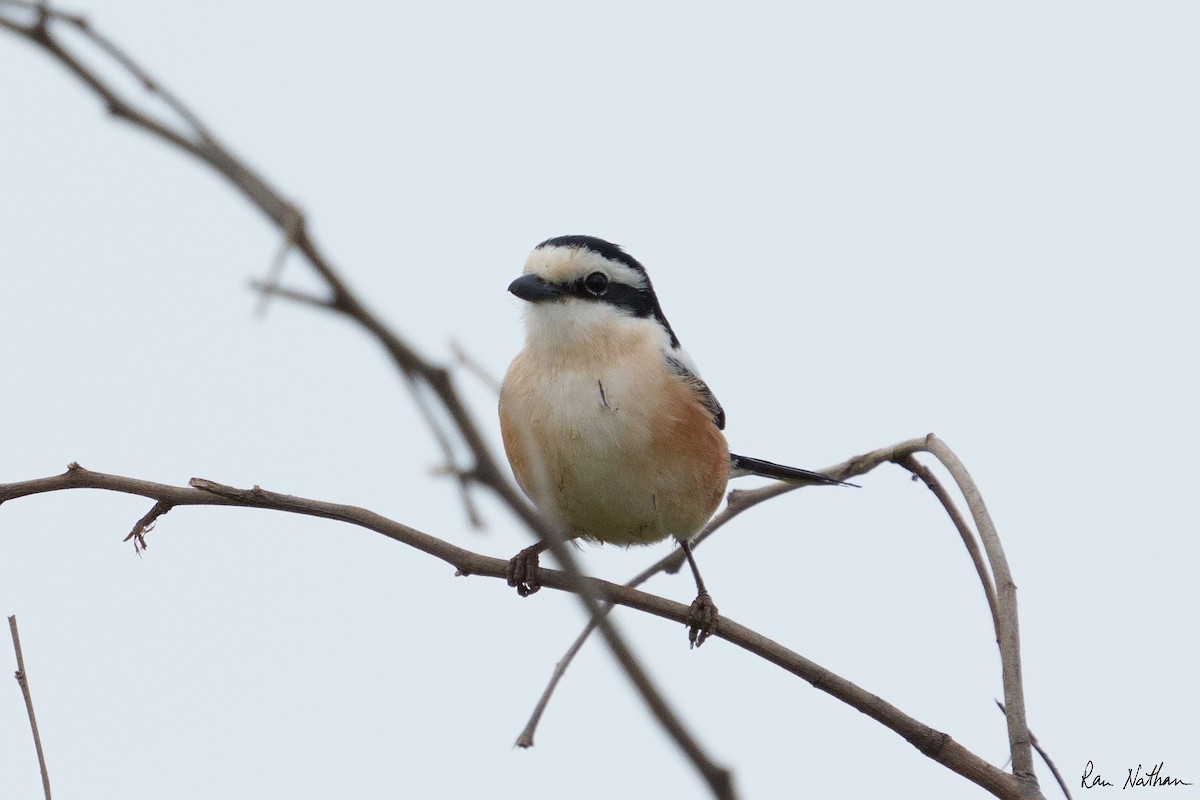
498;235;852;646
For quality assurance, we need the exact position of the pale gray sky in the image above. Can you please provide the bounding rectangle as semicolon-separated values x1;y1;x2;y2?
3;2;1198;798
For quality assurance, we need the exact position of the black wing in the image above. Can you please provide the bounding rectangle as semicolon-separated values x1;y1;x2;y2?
665;353;726;430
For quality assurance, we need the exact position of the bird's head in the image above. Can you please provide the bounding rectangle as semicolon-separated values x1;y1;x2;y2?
509;235;680;356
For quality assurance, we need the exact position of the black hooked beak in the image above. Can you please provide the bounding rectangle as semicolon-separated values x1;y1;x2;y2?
508;273;566;303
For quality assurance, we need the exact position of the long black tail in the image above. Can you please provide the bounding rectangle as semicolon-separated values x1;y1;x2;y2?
729;453;859;488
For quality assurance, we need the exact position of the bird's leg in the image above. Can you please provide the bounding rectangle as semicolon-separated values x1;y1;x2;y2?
679;539;718;648
507;542;549;597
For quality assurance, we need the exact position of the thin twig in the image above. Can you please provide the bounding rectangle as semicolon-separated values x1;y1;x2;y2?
515;615;599;748
68;11;220;143
9;616;52;800
255;204;305;318
897;454;1001;640
247;281;335;311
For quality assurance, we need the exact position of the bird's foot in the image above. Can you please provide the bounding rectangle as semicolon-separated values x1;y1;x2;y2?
687;591;719;648
507;544;543;597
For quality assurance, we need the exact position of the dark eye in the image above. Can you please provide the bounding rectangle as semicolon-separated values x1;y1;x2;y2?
584;271;609;296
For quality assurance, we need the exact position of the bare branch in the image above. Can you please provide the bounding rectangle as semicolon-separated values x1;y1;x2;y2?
514;615;599;748
0;462;242;509
8;616;53;800
924;436;1036;790
1;462;1033;799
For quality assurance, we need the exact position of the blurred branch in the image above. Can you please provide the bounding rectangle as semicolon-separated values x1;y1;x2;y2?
255;204;305;318
0;6;731;796
450;339;503;394
406;373;484;529
8;615;53;800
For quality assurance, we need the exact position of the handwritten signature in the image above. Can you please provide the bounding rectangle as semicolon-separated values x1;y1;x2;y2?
1082;761;1193;789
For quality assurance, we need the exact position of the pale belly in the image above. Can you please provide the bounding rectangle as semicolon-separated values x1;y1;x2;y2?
500;357;729;546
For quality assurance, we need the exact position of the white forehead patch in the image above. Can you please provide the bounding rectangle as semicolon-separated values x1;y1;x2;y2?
523;244;649;290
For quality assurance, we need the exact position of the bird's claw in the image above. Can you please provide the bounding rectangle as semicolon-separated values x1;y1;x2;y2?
687;591;719;648
507;544;543;596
